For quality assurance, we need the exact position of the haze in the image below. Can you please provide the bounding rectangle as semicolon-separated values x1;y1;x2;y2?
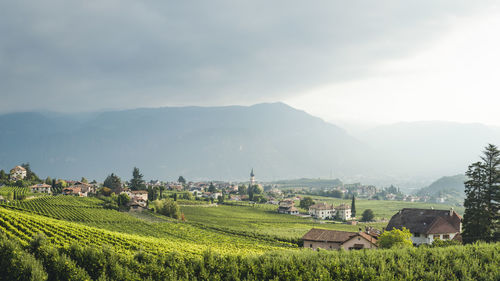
1;1;500;127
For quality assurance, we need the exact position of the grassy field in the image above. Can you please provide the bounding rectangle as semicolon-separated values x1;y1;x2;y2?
302;196;464;220
181;204;386;242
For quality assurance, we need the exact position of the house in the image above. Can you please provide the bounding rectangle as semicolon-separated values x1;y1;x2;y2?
129;201;147;212
302;228;378;251
9;166;27;181
130;190;148;202
277;200;299;215
308;203;335;219
63;187;82;196
30;183;52;194
386;208;462;246
67;182;97;197
336;204;351;220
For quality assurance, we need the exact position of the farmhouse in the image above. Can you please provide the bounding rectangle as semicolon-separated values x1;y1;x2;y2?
308;203;335;219
67;182;97;197
130;190;148;202
63;187;82;196
386;208;462;246
10;166;27;181
30;183;52;194
302;228;378;250
336;203;352;220
277;200;299;215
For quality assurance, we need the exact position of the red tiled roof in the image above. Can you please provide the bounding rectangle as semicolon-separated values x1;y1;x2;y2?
302;228;356;243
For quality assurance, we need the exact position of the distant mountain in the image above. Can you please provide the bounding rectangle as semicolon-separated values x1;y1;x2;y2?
415;174;467;204
0;103;370;181
358;121;500;180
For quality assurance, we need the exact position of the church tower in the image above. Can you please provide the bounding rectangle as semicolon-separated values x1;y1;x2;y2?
250;168;255;187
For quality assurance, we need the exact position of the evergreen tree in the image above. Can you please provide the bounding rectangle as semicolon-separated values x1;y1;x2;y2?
178;176;186;184
351;195;356;218
208;182;216;193
481;144;500;241
130;167;145;191
462;144;500;243
103;173;122;194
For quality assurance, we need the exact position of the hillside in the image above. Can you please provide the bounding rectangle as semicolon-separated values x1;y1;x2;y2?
415;174;467;204
0;103;369;181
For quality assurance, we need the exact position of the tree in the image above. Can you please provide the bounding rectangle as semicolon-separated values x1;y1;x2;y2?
238;185;247;195
208;182;216;193
178;176;186;184
98;187;113;197
117;193;130;211
159;185;165;199
217;194;224;204
331;189;343;198
462;144;500;243
44;177;52;185
153;199;180;219
21;163;40;182
80;177;88;183
130;167;145;191
378;227;413;249
299;197;315;209
103;173;122;194
361;209;375;222
351;195;356;218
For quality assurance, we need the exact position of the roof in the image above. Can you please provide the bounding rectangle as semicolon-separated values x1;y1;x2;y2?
13;166;26;171
336;204;350;210
386;208;461;235
131;190;148;194
63;187;81;193
31;184;51;188
302;228;356;243
309;202;333;210
279;206;298;212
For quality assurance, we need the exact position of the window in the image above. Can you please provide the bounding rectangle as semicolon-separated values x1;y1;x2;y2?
433;235;440;239
443;234;450;239
310;244;312;248
414;233;420;237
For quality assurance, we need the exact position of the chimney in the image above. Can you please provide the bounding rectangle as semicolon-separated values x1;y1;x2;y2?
449;208;454;216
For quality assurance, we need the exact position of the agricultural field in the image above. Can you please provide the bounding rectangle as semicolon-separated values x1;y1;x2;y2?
0;194;498;280
181;204;386;243
299;195;465;220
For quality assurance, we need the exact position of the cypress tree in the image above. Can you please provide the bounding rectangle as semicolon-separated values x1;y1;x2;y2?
351;195;356;218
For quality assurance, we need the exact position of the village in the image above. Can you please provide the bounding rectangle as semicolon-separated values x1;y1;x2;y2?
0;165;464;252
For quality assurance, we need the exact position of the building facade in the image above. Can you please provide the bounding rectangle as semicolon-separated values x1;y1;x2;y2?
386;208;462;246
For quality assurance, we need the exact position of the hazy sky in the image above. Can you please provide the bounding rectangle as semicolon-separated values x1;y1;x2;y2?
1;1;499;125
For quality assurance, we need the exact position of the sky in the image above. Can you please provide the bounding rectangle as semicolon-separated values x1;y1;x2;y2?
1;1;500;126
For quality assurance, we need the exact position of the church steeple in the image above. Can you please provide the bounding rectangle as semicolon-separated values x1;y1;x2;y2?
250;168;254;177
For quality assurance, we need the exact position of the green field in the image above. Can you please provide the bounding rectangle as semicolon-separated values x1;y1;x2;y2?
0;195;497;280
182;204;385;242
303;196;464;220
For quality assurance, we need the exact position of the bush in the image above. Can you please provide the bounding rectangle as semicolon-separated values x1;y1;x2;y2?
153;198;181;219
361;209;375;222
378;227;414;249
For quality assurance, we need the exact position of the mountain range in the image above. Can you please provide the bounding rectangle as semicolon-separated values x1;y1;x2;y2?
1;102;499;188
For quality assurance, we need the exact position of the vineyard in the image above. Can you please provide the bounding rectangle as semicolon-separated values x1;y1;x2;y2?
1;224;499;280
0;185;31;199
181;204;386;242
0;205;295;257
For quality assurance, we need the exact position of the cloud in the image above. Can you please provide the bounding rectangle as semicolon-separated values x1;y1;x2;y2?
0;0;495;113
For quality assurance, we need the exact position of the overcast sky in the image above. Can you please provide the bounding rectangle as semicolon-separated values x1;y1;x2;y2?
1;1;499;125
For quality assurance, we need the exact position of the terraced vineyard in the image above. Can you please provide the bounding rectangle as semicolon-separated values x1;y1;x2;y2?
0;206;295;258
0;195;141;223
0;185;30;198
